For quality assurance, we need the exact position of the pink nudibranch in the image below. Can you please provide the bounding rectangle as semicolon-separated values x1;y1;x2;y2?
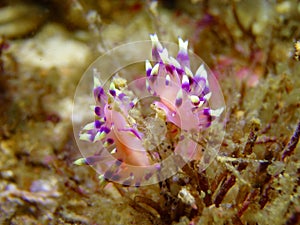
75;34;224;186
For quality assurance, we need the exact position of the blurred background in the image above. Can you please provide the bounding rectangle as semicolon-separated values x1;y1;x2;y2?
0;0;299;224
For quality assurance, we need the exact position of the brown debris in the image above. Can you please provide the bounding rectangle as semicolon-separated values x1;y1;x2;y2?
281;121;300;160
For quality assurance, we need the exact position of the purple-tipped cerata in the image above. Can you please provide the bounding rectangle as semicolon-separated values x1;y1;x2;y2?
74;34;224;186
146;34;223;131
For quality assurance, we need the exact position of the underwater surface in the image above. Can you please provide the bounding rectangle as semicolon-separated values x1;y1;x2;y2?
0;0;299;224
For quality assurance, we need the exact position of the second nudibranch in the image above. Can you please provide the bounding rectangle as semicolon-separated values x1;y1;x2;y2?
146;34;223;132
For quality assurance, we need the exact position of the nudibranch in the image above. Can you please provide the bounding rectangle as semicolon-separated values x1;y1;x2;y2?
146;34;223;132
74;34;224;186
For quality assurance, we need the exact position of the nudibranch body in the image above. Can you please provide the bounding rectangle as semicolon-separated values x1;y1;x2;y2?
74;34;224;186
146;34;223;132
